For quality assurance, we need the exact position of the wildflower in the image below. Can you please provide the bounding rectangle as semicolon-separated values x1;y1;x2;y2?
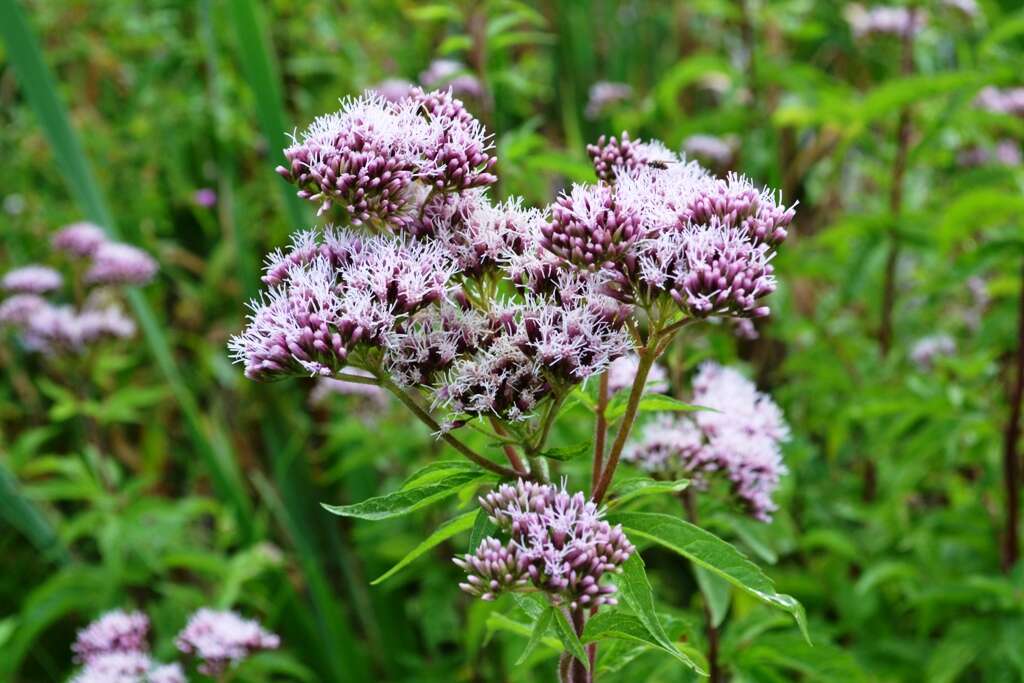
910;334;956;370
457;479;635;610
410;88;497;195
86;242;158;286
434;193;537;278
148;663;187;683
276;93;430;221
586;131;676;182
419;59;483;98
370;78;416;102
846;4;926;39
52;221;108;257
627;362;788;521
72;610;150;664
958;139;1022;168
70;652;152;683
176;608;280;677
606;353;669;394
682;134;735;167
383;304;490;387
1;265;62;294
585;81;633;119
0;293;49;327
541;182;644;273
310;372;388;407
193;188;218;207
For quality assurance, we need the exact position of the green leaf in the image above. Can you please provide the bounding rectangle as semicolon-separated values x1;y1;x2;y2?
582;610;706;674
611;512;809;642
607;477;690;508
515;607;554;665
694;566;731;628
607;394;708;420
402;460;480;490
616;555;705;673
550;607;589;671
371;510;477;585
322;471;489;520
538;442;591;461
468;508;497;553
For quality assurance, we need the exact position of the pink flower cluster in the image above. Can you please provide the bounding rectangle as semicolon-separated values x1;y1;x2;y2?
974;86;1024;117
276;89;495;220
0;222;155;355
455;479;634;609
70;607;279;681
845;4;926;39
578;140;793;319
626;362;789;521
70;610;184;683
176;608;281;676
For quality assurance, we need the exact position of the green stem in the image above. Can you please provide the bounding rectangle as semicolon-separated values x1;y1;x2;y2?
377;378;520;479
591;336;664;504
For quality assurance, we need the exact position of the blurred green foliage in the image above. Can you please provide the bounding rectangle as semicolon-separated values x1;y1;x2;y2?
2;0;1024;681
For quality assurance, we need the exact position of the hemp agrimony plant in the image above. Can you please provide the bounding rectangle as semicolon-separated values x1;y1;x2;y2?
230;87;806;680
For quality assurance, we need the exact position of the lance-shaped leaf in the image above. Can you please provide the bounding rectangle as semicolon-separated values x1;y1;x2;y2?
550;607;589;671
607;394;709;420
371;510;478;584
323;471;490;520
515;607;555;665
694;566;731;628
615;554;706;673
607;477;690;509
582;610;707;675
468;507;498;553
610;512;809;642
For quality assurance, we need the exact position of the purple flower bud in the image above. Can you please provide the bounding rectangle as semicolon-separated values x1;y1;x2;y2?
542;183;644;273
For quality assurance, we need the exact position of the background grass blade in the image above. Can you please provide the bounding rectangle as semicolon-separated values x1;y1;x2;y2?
0;463;67;564
228;0;308;234
0;0;254;539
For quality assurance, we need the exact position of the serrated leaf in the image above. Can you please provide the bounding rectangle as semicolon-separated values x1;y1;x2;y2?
607;478;689;508
611;512;809;643
616;554;705;673
582;610;706;674
511;592;547;621
322;471;489;520
538;442;591;461
515;606;554;665
371;510;477;585
550;607;589;671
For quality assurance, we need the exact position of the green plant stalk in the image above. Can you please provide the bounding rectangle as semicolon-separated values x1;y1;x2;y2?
1002;257;1024;572
0;0;254;538
228;0;307;235
591;335;663;504
681;489;722;683
376;377;521;479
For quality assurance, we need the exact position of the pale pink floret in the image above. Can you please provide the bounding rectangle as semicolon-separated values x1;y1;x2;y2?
2;265;63;294
72;610;150;664
176;608;280;676
52;221;108;257
70;652;152;683
86;242;158;286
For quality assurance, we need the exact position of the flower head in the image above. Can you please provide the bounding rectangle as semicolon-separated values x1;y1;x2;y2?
86;242;158;286
459;479;634;609
541;183;644;273
585;81;633;119
410;87;497;194
176;608;279;677
0;293;49;327
683;134;735;167
277;93;430;221
53;222;108;257
70;652;153;683
607;354;669;395
586;132;676;182
627;362;788;521
419;59;483;98
72;610;150;664
370;78;416;102
910;334;956;370
2;265;63;294
846;4;926;38
974;86;1024;117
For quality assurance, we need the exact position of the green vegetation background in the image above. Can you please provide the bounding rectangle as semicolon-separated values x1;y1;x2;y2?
1;0;1023;681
